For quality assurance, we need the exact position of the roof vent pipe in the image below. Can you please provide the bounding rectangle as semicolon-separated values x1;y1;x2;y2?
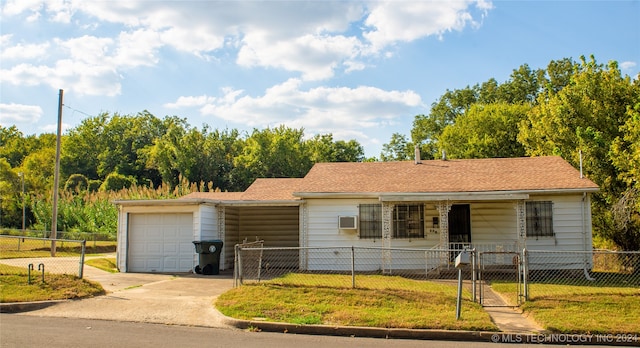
414;145;422;164
442;149;447;161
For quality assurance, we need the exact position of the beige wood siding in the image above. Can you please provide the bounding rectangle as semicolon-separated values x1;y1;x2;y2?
525;194;592;251
198;204;218;240
221;206;299;270
237;207;299;247
223;207;239;270
306;199;440;249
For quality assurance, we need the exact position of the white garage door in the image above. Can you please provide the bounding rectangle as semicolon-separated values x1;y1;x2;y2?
128;213;194;272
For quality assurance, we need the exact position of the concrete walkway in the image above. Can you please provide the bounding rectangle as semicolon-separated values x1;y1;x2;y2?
481;284;544;333
12;266;236;328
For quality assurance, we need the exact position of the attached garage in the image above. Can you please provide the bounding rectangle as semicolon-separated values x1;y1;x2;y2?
114;180;304;274
127;213;194;272
115;200;219;273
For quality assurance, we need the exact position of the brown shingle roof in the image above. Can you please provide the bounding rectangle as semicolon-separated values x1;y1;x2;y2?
296;156;598;194
180;156;598;202
242;178;304;200
180;191;246;201
180;178;304;201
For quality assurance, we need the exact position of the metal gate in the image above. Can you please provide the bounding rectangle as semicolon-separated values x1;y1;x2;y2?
478;251;523;306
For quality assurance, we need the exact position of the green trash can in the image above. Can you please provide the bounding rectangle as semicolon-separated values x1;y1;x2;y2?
193;240;223;275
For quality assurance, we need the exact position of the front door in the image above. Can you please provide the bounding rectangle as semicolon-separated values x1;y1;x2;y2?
448;204;471;247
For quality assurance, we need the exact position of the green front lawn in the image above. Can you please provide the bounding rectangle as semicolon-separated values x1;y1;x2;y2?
491;282;640;334
0;265;104;303
216;274;498;331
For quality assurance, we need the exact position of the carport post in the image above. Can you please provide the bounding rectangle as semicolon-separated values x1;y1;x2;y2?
234;244;242;286
78;240;86;279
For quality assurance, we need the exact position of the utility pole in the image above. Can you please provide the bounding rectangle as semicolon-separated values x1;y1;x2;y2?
51;89;63;256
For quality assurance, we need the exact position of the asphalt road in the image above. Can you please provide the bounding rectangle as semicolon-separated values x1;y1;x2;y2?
1;314;575;348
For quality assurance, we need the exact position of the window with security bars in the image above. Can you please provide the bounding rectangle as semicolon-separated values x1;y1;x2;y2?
393;204;424;239
359;204;382;239
526;201;554;237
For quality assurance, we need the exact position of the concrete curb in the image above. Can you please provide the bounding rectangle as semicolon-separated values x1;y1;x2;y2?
221;316;640;346
228;318;494;342
0;300;69;313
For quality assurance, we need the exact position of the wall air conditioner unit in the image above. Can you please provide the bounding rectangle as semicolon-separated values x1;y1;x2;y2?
338;216;358;230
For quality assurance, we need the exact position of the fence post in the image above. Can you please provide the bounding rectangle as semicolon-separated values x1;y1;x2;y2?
522;248;528;301
351;246;355;289
79;240;86;279
472;248;477;303
478;252;484;305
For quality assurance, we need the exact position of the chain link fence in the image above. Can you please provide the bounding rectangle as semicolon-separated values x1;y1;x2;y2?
524;249;640;300
234;245;477;291
234;244;640;306
1;228;115;247
0;235;86;279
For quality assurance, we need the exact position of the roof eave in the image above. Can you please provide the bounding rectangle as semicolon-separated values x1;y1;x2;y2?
219;199;303;206
112;198;216;206
294;187;599;200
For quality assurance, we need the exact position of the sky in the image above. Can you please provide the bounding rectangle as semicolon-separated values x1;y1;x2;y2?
1;1;639;159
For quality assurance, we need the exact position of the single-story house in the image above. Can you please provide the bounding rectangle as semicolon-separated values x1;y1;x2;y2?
114;156;599;273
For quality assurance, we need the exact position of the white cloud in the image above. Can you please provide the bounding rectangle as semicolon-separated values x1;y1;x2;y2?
620;61;637;70
0;103;43;124
165;95;217;109
8;0;488;81
114;29;162;67
0;41;50;61
0;61;120;96
197;78;422;134
45;0;75;23
56;35;114;64
0;0;43;17
238;32;362;80
1;0;486;110
364;0;491;51
0;34;12;46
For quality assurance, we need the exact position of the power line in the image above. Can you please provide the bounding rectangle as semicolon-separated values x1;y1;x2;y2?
63;104;95;118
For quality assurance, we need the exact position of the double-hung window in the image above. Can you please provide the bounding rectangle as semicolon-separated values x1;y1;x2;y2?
393;204;424;238
359;204;382;239
525;201;554;237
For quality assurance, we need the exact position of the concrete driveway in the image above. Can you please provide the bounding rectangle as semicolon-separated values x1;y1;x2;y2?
16;265;236;328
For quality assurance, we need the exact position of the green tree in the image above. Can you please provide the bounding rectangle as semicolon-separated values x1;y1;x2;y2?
306;134;365;163
518;56;640;249
333;139;365;162
62;111;165;186
411;87;478;159
100;173;137;191
19;139;56;194
495;64;545;104
141;116;190;189
64;174;89;192
439;103;528;159
232;126;311;190
0;126;38;168
61;113;108;180
0;158;21;227
380;133;413;161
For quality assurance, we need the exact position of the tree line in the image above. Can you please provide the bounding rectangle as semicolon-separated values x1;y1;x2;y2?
1;55;638;250
382;55;639;250
0;121;365;235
